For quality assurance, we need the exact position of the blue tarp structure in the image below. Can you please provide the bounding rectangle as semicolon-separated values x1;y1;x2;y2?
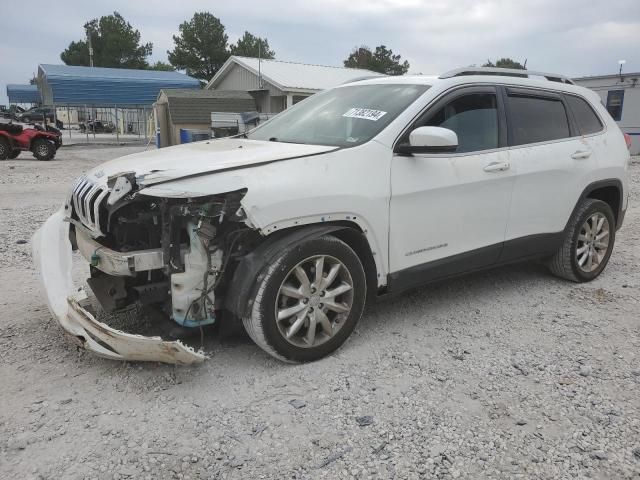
6;84;41;104
37;64;200;106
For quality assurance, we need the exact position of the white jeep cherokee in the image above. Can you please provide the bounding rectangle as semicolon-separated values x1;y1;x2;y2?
33;67;630;364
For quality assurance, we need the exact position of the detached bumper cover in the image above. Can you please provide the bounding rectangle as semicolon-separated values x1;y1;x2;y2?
31;207;207;365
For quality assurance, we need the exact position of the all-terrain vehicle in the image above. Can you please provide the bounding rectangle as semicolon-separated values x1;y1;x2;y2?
79;120;115;133
0;122;62;160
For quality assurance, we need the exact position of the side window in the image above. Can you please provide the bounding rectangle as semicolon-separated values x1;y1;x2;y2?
606;90;624;121
508;94;570;146
565;95;603;135
418;93;499;153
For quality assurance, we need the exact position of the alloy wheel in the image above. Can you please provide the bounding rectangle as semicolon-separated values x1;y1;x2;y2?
275;255;354;348
576;212;610;273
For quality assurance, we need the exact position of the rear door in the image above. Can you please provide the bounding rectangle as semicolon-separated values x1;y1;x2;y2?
502;87;596;258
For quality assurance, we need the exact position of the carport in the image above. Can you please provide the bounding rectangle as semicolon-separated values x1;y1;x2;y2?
36;64;200;142
6;84;41;105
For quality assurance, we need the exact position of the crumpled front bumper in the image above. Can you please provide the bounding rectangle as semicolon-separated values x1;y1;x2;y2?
31;207;207;365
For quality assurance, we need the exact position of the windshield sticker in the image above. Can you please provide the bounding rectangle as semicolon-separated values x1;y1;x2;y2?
343;108;387;121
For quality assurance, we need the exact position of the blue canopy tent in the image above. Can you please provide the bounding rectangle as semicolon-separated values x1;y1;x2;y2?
6;84;41;104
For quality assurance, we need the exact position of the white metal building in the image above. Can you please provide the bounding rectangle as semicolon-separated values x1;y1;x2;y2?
206;56;383;114
573;72;640;154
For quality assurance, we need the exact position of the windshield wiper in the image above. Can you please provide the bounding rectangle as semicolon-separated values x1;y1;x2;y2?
269;137;278;142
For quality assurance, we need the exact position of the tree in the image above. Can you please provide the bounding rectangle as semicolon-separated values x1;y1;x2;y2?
150;61;175;71
168;12;230;81
229;31;275;59
60;12;152;68
344;45;409;75
482;58;526;69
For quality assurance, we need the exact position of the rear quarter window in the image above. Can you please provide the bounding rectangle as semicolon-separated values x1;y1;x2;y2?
508;94;570;146
565;95;603;135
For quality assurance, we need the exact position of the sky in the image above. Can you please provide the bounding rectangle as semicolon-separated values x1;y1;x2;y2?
1;0;639;105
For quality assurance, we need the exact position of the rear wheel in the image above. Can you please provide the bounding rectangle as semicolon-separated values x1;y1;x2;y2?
548;199;615;282
243;235;366;362
0;138;9;160
8;149;20;159
31;138;55;161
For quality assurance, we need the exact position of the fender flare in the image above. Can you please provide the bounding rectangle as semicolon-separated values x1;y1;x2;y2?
224;224;353;319
565;179;624;231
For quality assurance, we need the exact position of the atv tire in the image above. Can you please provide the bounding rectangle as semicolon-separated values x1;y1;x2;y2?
0;137;9;160
8;149;20;159
31;138;55;161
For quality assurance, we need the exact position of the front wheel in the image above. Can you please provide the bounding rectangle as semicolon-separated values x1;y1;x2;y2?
243;235;366;362
31;138;55;161
8;149;20;159
548;199;616;282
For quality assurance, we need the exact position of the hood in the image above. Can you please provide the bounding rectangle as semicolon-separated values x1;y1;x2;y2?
87;138;338;186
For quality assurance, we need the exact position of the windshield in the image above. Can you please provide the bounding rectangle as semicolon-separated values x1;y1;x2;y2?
248;83;430;148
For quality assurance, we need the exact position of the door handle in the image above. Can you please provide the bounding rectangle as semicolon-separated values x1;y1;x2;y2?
483;161;510;172
571;150;592;160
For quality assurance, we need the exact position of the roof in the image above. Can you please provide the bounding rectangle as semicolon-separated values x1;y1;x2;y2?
159;89;256;124
6;84;41;103
573;72;640;81
344;73;598;100
38;64;200;106
207;56;384;92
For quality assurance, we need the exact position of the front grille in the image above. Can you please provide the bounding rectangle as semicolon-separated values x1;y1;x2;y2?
71;175;110;236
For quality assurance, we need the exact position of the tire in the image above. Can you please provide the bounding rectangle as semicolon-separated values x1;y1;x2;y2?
548;199;616;282
31;138;55;161
8;149;20;159
243;235;366;363
0;138;9;160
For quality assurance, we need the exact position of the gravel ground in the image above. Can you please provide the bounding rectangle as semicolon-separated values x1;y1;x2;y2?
1;146;639;480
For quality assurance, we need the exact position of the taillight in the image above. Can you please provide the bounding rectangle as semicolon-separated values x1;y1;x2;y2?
624;133;632;150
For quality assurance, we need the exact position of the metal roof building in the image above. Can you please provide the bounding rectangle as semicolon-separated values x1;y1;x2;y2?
206;56;383;113
573;71;640;154
6;84;41;104
37;64;200;106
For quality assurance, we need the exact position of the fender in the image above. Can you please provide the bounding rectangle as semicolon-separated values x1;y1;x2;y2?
225;224;357;319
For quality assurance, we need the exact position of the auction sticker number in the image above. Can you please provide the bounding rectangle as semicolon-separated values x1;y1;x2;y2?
343;108;387;121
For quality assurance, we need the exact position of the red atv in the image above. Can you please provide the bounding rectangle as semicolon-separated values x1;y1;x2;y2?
0;122;62;161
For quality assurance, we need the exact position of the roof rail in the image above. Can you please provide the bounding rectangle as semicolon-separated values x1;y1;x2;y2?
439;67;575;85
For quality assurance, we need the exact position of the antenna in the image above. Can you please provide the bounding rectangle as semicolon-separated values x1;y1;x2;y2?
618;59;626;81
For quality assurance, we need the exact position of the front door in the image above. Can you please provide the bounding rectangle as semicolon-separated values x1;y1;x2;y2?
389;86;514;288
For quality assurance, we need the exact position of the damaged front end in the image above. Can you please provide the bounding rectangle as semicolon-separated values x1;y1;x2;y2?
33;171;254;364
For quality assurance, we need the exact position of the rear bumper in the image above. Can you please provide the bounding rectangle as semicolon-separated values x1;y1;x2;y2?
31;207;206;365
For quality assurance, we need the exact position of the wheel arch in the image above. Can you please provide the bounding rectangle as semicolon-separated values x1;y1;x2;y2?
224;222;379;320
571;179;623;230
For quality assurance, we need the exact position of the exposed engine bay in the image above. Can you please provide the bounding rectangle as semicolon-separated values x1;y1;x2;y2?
68;173;258;331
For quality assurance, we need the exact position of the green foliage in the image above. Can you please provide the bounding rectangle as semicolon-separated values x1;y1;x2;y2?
150;61;175;71
482;58;526;69
230;31;275;59
60;12;152;68
168;12;230;80
344;45;410;76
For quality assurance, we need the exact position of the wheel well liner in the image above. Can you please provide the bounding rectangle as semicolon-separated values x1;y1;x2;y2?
224;223;377;319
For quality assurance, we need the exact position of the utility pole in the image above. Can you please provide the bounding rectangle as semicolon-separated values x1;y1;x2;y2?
258;41;262;88
86;27;94;67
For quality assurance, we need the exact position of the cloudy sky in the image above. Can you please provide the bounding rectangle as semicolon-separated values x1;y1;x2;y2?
1;0;639;104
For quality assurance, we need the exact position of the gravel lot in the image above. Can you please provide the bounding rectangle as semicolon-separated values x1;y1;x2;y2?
1;146;639;480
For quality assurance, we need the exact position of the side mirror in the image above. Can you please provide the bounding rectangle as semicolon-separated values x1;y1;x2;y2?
396;126;458;154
